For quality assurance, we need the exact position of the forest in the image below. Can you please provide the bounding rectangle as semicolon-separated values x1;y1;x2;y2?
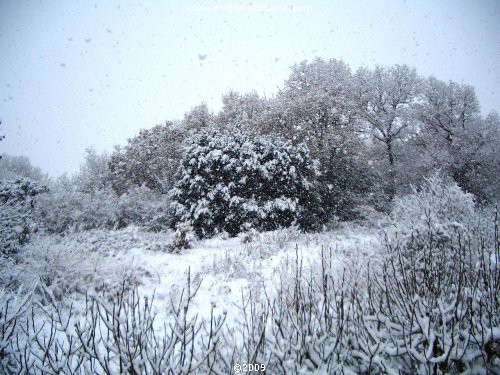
0;58;499;374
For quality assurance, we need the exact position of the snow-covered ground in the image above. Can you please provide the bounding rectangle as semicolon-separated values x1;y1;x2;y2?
2;214;498;374
128;225;382;325
7;224;382;326
0;224;383;372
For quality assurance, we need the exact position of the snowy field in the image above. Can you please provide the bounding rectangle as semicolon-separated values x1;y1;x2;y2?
1;223;387;374
4;223;382;324
0;169;498;374
1;185;499;374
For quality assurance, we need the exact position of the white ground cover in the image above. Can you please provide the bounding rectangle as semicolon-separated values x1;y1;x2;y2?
2;223;383;338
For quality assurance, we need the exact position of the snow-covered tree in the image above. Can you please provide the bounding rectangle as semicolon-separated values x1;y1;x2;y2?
170;129;323;238
181;102;215;136
417;78;499;202
0;154;47;182
355;64;421;200
73;148;113;194
109;122;183;195
0;177;47;255
217;90;268;131
419;77;480;144
280;58;357;157
276;58;379;220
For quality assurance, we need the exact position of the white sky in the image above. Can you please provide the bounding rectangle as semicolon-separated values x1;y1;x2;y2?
1;0;499;177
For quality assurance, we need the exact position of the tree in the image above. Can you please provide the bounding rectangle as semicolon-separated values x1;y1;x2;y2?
355;64;421;200
217;91;267;131
419;77;480;144
109;122;184;195
278;59;378;219
74;148;113;194
0;154;47;182
169;129;323;238
417;78;499;202
0;177;47;255
181;102;215;136
280;58;357;157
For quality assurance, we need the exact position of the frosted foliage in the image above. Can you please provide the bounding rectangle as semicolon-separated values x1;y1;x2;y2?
279;58;357;158
0;154;47;182
172;222;194;250
109;122;184;195
170;128;322;238
391;173;476;237
0;178;47;255
73;148;113;194
364;175;500;373
217;90;266;129
387;174;480;279
36;180;169;234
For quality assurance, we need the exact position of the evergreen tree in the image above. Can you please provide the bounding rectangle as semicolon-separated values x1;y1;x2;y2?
170;129;323;238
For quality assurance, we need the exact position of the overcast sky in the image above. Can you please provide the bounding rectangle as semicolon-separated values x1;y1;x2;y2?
1;0;499;177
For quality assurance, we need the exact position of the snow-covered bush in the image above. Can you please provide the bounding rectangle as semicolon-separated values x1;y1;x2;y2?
240;222;257;243
170;128;323;238
0;177;47;255
36;179;119;233
37;178;170;234
0;287;33;372
214;247;366;374
116;185;171;231
2;272;226;374
387;174;483;280
390;173;476;239
361;174;500;373
171;221;194;251
12;232;153;301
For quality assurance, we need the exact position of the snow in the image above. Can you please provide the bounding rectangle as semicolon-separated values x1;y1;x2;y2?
1;197;497;373
103;225;380;330
5;224;381;332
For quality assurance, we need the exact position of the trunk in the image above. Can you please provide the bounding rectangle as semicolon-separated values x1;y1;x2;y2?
386;138;394;166
386;138;396;201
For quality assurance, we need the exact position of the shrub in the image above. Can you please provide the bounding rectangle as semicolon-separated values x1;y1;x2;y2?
365;174;500;373
170;129;323;238
2;273;226;374
12;232;152;300
36;179;170;234
388;173;480;272
172;222;194;251
36;180;119;233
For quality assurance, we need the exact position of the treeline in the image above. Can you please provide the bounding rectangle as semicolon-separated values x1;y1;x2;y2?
109;58;499;214
1;58;499;250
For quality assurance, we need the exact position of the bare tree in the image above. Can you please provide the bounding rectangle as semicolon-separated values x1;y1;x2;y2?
280;58;357;157
419;77;480;144
355;64;421;200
